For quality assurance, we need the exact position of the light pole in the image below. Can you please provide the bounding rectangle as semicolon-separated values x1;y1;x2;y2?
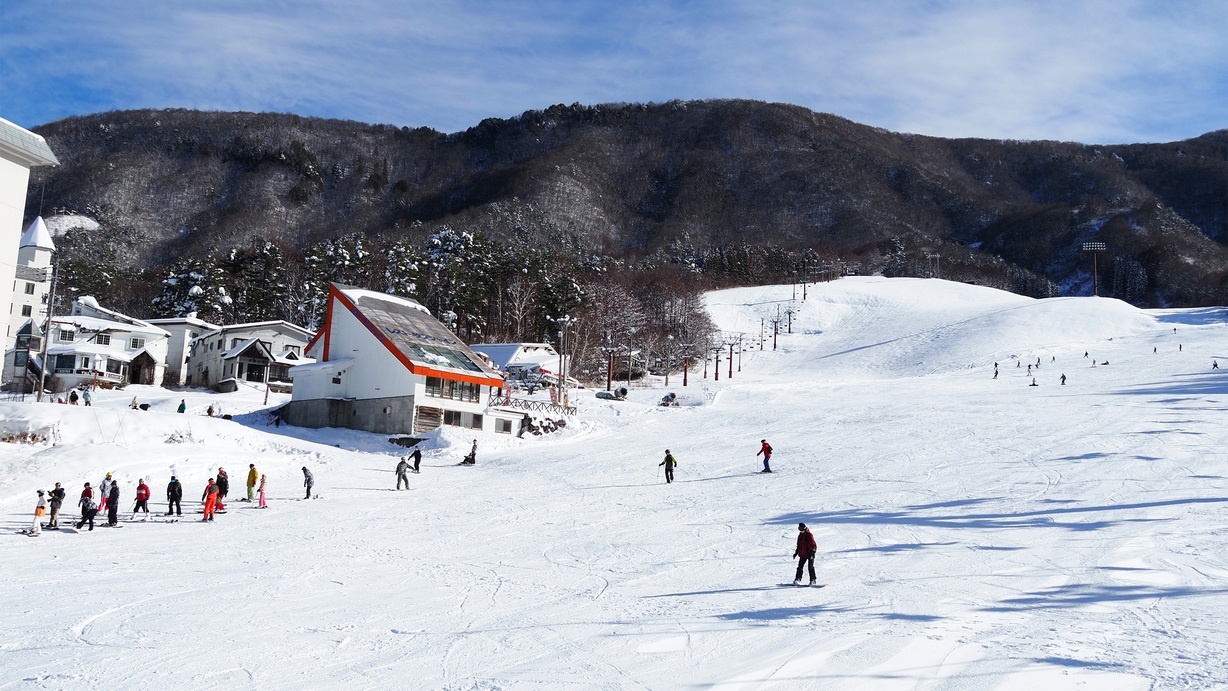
771;318;780;350
626;326;638;386
554;315;575;408
727;336;736;379
682;343;694;386
785;306;795;334
664;334;674;387
737;334;744;372
712;346;723;381
1082;242;1106;296
36;262;58;402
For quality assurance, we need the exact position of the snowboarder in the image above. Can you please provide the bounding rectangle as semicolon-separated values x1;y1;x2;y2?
133;479;150;516
202;479;219;521
215;468;229;511
82;389;92;406
246;464;258;501
31;490;47;535
757;439;773;473
106;481;120;526
177;399;186;413
396;458;411;490
98;473;113;512
76;494;97;531
258;475;267;508
166;476;183;516
462;440;478;465
1214;361;1220;370
659;450;677;483
302;467;315;499
1029;378;1038;386
1060;374;1067;385
793;523;817;585
412;447;422;473
1084;352;1088;358
47;483;65;529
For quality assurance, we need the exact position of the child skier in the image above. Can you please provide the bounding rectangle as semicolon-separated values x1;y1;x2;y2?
793;523;817;585
659;450;677;483
757;440;773;473
202;479;219;521
31;490;47;535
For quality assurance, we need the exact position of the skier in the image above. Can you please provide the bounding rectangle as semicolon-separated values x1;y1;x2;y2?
1060;374;1067;385
1027;364;1032;375
1215;361;1220;370
133;479;150;516
82;389;92;406
177;399;186;413
166;476;183;516
1029;378;1038;387
396;457;410;490
258;474;268;508
659;449;677;483
47;482;65;529
215;468;229;511
106;481;120;527
302;467;315;499
412;447;422;473
69;390;79;405
793;523;817;585
1084;351;1088;358
98;473;114;512
757;439;773;473
31;490;47;535
246;464;258;501
202;479;219;521
76;493;98;531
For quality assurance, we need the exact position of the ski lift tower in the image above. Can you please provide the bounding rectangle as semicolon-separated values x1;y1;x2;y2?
681;342;694;386
926;253;940;279
1082;242;1106;296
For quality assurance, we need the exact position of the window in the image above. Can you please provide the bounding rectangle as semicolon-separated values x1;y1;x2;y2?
217;339;223;349
58;330;74;343
285;345;300;355
106;359;124;375
231;338;242;348
424;377;481;402
81;357;90;370
20;305;31;316
332;376;342;385
24;282;35;295
497;419;513;434
470;414;483;430
130;337;146;349
14;352;27;367
96;334;110;346
444;410;463;426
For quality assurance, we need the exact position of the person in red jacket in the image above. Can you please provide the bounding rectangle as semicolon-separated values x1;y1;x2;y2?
133;479;151;516
793;523;817;585
201;479;219;522
757;440;773;473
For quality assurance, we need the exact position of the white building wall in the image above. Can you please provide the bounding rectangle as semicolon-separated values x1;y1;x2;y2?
325;296;419;400
0;157;30;350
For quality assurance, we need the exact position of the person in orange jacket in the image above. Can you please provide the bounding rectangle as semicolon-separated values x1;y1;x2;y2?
201;479;219;522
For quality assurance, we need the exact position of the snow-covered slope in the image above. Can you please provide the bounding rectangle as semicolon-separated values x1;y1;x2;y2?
3;278;1227;689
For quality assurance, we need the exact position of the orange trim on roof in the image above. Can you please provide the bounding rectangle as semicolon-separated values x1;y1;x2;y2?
327;285;502;387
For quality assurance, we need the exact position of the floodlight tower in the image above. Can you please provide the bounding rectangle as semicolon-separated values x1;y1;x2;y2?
1082;242;1106;296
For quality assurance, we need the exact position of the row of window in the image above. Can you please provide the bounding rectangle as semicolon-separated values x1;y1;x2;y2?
425;377;483;402
443;410;483;430
55;331;145;349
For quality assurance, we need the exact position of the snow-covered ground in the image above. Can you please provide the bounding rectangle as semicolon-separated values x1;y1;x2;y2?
3;277;1228;689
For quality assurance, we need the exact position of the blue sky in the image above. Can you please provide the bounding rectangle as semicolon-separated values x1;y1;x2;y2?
2;0;1224;143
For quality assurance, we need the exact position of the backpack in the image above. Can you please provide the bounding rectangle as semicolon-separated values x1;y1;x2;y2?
82;498;96;513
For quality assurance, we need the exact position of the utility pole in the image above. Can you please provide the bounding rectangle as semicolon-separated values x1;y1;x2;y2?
785;306;795;334
664;334;673;387
626;326;638;387
737;334;743;372
36;262;58;402
1082;242;1106;296
554;315;575;408
713;346;722;381
770;318;781;350
760;317;765;350
681;343;694;386
727;337;735;379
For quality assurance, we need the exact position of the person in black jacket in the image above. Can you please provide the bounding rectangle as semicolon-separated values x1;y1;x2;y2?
106;481;120;526
659;450;677;483
166;476;183;516
412;447;422;473
215;468;229;511
47;483;66;529
302;467;314;499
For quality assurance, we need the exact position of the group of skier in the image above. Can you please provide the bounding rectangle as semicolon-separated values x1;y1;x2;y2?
24;462;294;535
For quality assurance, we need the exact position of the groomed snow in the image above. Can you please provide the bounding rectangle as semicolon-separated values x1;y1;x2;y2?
3;277;1227;689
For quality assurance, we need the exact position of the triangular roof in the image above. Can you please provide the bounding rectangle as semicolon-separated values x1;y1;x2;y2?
317;283;503;387
19;216;55;251
221;337;275;360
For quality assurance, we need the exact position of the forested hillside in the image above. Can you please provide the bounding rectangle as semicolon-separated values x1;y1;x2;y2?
23;100;1228;378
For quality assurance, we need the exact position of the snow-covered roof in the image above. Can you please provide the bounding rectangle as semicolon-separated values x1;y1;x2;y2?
0;116;58;168
70;298;170;336
19;216;55;251
52;315;160;335
221;338;274;360
336;286;431;316
471;343;560;371
194;320;314;341
146;316;221;330
289;357;353;377
274;350;313;366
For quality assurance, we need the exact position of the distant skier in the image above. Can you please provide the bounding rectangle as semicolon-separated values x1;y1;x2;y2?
1153;347;1157;354
258;475;268;508
1084;352;1088;358
1029;378;1038;387
47;483;65;529
202;479;219;521
31;490;47;535
69;390;79;405
659;449;677;483
1214;361;1220;370
246;464;258;501
166;476;183;516
82;389;92;406
1060;374;1067;385
302;467;315;499
134;479;150;516
396;457;411;490
793;523;817;586
1027;364;1032;375
412;447;422;473
76;493;97;531
216;468;229;511
1051;356;1055;363
106;481;120;526
757;440;773;473
177;399;186;413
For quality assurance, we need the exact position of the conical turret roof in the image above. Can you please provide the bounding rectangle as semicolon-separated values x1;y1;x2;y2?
19;216;55;251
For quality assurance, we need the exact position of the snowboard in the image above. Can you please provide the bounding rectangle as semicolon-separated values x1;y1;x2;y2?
779;583;826;588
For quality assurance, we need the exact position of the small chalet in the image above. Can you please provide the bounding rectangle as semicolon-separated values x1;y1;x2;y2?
44;297;170;389
283;283;519;435
470;342;578;387
185;320;315;392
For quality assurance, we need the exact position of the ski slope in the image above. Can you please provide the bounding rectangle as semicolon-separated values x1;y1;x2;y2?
3;277;1227;689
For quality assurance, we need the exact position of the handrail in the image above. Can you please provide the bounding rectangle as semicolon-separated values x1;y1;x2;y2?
490;394;575;417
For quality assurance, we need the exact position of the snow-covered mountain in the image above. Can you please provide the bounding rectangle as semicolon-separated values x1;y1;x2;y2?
3;277;1226;688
